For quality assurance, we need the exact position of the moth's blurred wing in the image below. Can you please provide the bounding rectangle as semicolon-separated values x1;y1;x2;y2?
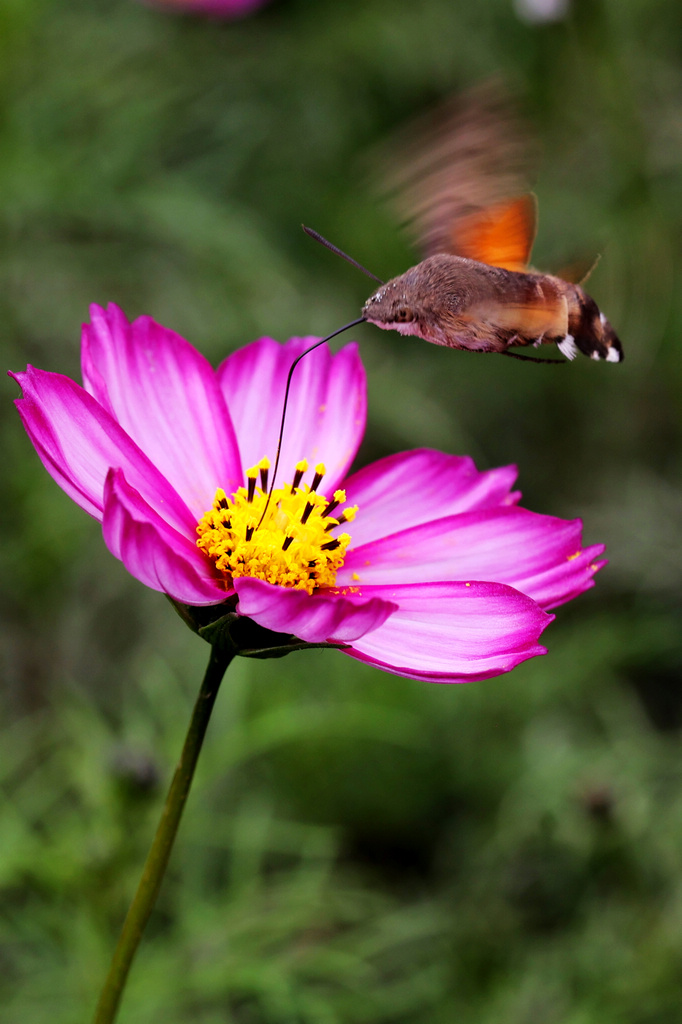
555;253;602;285
450;194;537;271
375;81;537;259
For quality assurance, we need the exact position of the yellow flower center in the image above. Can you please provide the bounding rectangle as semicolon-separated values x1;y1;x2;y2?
196;458;358;596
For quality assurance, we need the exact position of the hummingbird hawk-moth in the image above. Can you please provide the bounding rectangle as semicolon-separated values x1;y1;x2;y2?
348;84;623;363
362;194;622;363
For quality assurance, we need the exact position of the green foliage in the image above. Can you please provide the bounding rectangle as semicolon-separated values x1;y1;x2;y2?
4;613;682;1021
3;0;682;1019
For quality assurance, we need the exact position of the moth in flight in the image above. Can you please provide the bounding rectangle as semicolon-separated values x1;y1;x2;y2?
335;84;623;363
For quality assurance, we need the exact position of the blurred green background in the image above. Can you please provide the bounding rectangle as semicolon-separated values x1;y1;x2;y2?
3;0;682;1020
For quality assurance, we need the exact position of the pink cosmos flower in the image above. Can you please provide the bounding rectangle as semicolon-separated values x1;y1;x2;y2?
10;304;605;683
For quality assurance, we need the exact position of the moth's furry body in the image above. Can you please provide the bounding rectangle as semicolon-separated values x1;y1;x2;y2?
363;253;623;362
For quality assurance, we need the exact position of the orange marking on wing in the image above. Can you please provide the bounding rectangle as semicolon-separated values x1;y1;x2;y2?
450;194;537;271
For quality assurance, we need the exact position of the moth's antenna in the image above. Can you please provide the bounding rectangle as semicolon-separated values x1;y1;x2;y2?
256;317;366;530
303;225;385;285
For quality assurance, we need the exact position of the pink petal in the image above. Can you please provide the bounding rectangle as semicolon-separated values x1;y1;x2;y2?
103;469;228;605
340;581;552;683
11;367;194;533
343;449;520;548
217;337;366;493
82;304;242;518
341;507;605;610
232;577;396;644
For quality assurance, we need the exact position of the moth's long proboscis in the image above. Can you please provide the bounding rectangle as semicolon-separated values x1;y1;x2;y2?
256;318;366;530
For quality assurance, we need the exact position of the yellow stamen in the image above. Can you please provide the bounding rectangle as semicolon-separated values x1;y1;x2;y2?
311;463;326;493
196;459;357;596
258;456;270;491
292;459;308;491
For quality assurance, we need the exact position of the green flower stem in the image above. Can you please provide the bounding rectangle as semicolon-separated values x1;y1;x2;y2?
92;640;235;1024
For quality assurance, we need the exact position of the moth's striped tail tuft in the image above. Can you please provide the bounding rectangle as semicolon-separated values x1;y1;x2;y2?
558;290;623;363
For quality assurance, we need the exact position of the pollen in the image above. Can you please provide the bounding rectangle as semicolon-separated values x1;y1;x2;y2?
196;458;358;596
